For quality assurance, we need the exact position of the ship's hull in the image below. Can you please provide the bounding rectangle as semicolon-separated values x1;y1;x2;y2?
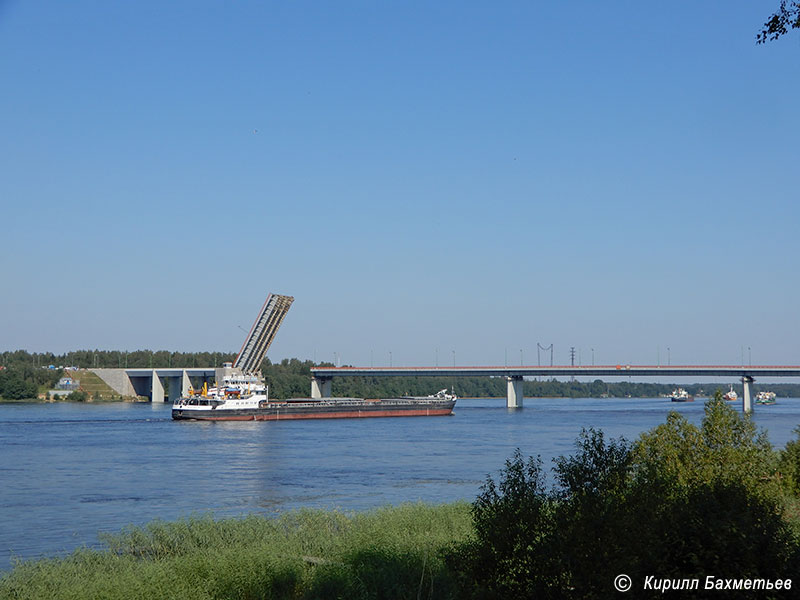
172;398;456;421
670;396;694;402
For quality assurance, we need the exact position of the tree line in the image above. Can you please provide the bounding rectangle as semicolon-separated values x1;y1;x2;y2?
0;349;236;370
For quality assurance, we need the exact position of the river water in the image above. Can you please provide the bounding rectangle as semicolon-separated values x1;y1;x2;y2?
2;397;799;570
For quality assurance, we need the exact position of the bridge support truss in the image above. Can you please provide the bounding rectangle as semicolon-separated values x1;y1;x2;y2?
507;376;524;409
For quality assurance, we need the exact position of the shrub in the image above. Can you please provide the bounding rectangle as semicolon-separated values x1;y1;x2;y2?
446;449;561;599
449;401;799;599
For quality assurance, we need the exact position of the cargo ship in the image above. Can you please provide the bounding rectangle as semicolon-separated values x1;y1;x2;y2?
723;385;738;402
172;374;456;421
172;293;455;421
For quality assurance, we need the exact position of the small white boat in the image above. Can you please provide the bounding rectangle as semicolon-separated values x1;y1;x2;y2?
670;388;694;402
756;391;776;405
723;385;738;402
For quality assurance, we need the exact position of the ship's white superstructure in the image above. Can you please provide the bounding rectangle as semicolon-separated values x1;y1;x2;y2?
174;367;268;414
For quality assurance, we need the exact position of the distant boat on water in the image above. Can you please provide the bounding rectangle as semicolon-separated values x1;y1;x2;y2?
756;391;776;405
670;388;694;402
723;385;738;402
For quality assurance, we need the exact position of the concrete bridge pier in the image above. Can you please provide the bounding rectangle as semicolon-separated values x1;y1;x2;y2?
311;377;332;399
507;376;524;409
742;375;755;413
151;370;165;403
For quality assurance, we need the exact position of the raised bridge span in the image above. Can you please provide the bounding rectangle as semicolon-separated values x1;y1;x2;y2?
90;293;295;403
310;365;800;413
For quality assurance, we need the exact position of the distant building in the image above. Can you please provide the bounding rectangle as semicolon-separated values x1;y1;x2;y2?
55;376;80;391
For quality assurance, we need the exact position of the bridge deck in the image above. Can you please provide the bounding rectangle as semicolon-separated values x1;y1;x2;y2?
310;365;800;378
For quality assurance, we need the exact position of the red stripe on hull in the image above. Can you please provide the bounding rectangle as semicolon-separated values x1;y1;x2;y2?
175;409;454;421
187;415;255;421
254;408;453;420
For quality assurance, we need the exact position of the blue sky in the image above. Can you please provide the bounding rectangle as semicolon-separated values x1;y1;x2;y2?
1;1;798;368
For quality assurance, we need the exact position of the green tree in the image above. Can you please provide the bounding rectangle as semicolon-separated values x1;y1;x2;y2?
777;426;800;496
65;390;88;402
446;449;560;600
758;1;800;43
650;481;796;588
449;397;797;599
0;369;39;399
632;393;779;498
551;429;633;598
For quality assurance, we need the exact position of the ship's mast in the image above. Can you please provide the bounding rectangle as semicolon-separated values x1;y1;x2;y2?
233;294;294;375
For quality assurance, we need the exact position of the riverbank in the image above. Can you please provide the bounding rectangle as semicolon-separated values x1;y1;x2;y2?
0;503;472;600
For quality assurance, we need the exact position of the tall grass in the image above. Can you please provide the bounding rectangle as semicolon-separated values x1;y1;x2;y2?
0;503;472;600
